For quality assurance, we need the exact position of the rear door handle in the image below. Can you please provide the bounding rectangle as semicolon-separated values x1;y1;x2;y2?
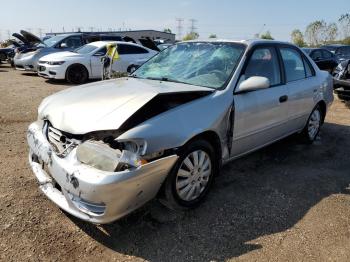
279;95;288;103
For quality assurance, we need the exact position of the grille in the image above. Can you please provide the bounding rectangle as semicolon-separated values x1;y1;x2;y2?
44;121;76;157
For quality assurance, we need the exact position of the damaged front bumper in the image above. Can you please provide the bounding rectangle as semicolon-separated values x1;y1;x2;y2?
27;121;178;224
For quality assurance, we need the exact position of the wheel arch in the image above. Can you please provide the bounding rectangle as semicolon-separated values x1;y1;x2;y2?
180;130;223;169
316;100;327;123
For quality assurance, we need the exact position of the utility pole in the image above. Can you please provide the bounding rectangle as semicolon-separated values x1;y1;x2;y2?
176;18;184;40
189;19;197;34
37;28;43;38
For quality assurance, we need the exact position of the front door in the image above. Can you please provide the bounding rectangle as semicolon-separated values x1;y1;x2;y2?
231;46;290;157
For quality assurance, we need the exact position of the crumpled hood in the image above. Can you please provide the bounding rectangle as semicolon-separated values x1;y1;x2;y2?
38;78;213;134
40;51;82;61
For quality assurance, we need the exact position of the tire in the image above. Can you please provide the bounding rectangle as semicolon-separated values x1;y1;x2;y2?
301;105;323;143
127;65;138;74
162;139;218;210
66;64;88;84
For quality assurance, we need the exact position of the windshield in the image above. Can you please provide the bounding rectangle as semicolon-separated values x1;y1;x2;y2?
74;44;99;54
134;42;246;89
41;35;69;47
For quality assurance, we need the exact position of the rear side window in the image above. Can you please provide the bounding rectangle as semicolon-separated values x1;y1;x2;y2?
244;47;281;86
280;48;306;82
303;57;314;78
118;44;148;55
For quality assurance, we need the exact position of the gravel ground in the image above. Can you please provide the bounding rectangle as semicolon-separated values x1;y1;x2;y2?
1;63;350;262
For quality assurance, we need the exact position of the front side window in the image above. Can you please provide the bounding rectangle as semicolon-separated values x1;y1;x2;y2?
280;48;306;82
60;36;83;48
244;47;281;86
74;44;99;54
134;42;246;89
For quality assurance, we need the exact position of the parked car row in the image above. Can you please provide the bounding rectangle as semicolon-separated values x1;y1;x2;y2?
0;30;161;83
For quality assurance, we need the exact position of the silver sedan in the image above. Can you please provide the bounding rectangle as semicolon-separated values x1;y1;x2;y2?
27;39;333;224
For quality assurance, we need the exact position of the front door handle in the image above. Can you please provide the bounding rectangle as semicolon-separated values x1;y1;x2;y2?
279;95;288;103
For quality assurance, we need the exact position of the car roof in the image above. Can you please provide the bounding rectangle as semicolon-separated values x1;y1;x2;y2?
179;39;296;47
85;41;152;49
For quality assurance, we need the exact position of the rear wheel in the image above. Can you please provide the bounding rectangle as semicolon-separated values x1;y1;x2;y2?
162;139;217;210
66;65;88;84
301;105;323;143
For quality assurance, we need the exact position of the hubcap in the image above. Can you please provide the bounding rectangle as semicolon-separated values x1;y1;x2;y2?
308;109;321;139
175;150;212;201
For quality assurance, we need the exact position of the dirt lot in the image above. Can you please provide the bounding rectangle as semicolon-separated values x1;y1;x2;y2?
1;62;350;262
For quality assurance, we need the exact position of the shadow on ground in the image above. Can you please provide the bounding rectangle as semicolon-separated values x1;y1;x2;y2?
45;78;98;86
70;122;350;261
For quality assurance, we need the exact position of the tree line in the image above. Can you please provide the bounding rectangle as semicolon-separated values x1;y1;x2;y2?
291;13;350;47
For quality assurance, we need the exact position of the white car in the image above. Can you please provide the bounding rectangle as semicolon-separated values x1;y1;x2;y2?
37;41;158;84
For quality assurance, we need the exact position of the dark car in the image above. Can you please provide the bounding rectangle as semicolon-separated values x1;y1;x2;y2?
322;44;350;62
303;48;338;72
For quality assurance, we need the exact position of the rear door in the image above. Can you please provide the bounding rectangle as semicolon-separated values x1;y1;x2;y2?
279;46;317;130
232;45;290;157
113;44;150;72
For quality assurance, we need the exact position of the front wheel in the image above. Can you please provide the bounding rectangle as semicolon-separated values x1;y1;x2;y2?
162;139;217;210
301;105;323;143
66;65;88;84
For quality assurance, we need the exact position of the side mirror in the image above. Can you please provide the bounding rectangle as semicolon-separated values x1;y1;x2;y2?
237;76;270;93
60;43;68;49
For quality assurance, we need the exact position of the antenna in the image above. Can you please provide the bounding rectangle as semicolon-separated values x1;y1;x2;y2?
176;18;184;40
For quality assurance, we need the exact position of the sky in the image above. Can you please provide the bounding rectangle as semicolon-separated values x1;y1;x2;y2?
0;0;349;41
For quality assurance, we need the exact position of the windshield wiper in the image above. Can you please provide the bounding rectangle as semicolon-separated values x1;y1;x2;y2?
145;77;187;84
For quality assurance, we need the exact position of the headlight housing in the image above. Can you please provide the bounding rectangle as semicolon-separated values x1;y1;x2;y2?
47;61;65;65
76;139;147;172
